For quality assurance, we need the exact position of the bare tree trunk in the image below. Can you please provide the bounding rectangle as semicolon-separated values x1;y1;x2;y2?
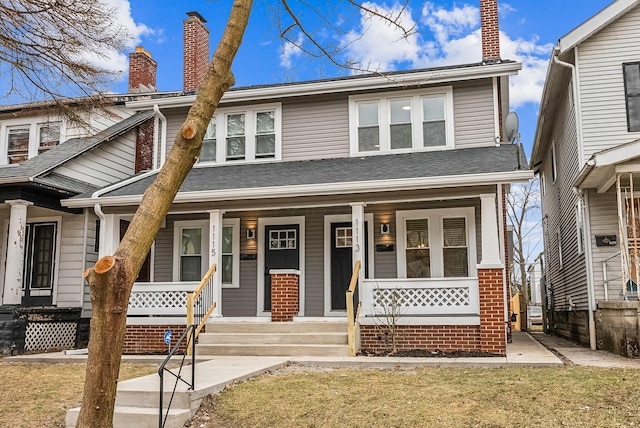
76;1;253;426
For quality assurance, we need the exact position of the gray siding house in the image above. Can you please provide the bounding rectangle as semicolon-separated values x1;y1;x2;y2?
531;0;640;356
64;2;531;356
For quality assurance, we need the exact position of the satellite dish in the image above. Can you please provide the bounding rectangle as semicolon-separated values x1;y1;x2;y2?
505;111;519;142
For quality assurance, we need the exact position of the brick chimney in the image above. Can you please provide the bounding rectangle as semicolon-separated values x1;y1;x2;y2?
480;0;501;64
128;46;157;93
183;11;210;93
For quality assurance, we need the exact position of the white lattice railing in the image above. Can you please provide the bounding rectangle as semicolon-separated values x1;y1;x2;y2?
361;278;479;317
128;282;199;316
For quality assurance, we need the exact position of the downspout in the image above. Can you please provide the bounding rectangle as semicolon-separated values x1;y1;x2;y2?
553;47;596;350
80;208;90;308
153;105;167;169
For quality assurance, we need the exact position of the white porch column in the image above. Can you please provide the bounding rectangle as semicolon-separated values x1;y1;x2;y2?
350;202;366;284
2;200;33;305
98;213;118;258
478;193;504;268
208;209;223;317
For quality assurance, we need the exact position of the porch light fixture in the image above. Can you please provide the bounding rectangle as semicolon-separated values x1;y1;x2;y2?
381;223;390;235
247;229;256;239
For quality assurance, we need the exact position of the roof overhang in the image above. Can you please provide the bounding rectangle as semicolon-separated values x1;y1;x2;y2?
62;169;533;209
559;0;639;53
574;138;640;192
126;62;522;110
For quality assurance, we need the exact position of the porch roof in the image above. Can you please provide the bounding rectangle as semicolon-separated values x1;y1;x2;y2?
574;138;640;192
64;144;531;208
0;110;154;194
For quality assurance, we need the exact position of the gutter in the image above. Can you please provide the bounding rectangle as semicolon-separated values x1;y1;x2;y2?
62;169;534;209
126;62;522;110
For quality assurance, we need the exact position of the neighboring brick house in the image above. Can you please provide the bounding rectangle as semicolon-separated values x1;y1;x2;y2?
531;0;640;357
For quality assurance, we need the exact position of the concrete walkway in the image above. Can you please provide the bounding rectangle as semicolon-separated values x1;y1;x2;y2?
532;332;640;368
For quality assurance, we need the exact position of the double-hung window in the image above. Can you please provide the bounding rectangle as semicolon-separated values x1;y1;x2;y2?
1;120;62;165
173;218;240;287
350;87;454;155
197;103;281;164
397;207;475;278
623;62;640;132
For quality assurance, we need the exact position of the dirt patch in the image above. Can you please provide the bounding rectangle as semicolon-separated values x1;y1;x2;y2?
358;349;501;358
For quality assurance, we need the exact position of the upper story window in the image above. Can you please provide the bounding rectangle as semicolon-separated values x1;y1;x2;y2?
197;103;281;164
1;119;63;165
623;62;640;132
551;140;558;183
349;87;454;155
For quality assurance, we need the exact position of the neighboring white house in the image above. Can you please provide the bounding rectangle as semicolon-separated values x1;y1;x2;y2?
531;0;640;357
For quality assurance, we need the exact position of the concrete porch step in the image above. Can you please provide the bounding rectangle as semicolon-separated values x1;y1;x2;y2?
198;332;348;345
66;406;192;428
204;320;348;333
196;343;350;357
65;357;289;428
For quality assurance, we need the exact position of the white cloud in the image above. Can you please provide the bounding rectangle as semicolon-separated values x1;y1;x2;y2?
332;1;552;108
280;32;305;68
340;2;423;72
81;0;156;76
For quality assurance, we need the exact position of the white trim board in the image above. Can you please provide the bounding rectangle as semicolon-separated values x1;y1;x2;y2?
257;216;306;317
323;214;374;317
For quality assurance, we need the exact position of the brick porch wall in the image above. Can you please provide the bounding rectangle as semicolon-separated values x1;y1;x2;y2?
478;268;507;355
360;325;481;353
271;273;299;322
123;324;190;354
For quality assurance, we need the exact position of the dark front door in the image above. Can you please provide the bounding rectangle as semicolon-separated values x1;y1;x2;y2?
264;224;300;311
22;222;56;306
330;222;369;311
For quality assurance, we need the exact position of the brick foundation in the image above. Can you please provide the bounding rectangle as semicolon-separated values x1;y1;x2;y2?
270;272;299;322
123;324;192;354
478;268;507;355
360;325;482;353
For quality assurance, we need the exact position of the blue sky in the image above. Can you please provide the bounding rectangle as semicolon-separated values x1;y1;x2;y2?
108;0;615;157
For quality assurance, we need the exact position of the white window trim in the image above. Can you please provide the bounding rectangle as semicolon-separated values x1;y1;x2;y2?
551;140;558;183
172;219;209;282
576;200;584;255
196;102;282;165
556;229;563;270
1;216;62;304
221;218;240;289
171;218;239;287
348;87;455;156
0;117;65;165
396;207;476;279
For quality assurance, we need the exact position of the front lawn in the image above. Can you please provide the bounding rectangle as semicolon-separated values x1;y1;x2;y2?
188;365;640;427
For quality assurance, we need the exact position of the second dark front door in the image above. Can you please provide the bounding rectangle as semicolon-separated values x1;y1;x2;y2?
330;222;369;311
264;224;300;311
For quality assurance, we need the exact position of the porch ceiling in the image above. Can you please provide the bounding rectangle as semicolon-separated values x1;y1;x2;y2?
64;144;532;208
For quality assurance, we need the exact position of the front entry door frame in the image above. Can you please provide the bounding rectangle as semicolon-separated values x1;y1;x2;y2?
257;216;305;317
323;213;374;316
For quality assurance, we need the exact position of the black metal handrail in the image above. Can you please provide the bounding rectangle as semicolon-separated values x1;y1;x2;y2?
158;324;196;428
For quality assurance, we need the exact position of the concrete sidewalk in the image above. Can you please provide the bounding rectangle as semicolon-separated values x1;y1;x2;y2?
6;331;562;367
532;332;640;368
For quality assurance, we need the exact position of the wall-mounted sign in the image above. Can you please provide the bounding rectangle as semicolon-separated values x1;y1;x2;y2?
595;235;617;247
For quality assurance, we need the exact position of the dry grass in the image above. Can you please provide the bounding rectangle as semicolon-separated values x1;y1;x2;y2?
0;359;157;428
203;366;640;428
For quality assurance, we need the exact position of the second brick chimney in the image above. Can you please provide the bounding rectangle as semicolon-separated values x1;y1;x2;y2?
480;0;500;64
128;46;157;93
183;11;210;93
